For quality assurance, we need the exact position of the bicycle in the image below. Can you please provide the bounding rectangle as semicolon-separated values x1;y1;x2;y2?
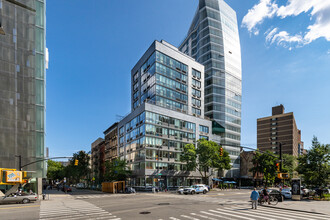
259;195;278;206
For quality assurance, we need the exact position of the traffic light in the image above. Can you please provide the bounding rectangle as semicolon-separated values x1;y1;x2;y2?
74;159;79;166
276;163;280;172
219;147;223;156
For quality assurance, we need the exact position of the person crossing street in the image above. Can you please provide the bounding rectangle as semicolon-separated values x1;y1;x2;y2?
250;188;260;209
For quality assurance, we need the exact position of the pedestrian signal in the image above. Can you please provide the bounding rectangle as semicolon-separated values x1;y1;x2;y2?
74;159;79;166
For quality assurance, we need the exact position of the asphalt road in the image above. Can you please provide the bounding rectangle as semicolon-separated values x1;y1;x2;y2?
78;189;251;219
0;201;40;220
1;189;329;220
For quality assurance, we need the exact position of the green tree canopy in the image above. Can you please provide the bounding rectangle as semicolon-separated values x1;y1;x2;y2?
104;158;132;182
181;139;231;183
296;136;330;187
47;160;65;180
250;150;277;186
282;154;297;178
65;150;91;184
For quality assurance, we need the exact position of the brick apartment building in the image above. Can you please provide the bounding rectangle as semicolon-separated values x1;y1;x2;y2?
257;105;304;157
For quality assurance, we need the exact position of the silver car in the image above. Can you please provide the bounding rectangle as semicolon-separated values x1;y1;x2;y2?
281;188;292;199
0;193;38;204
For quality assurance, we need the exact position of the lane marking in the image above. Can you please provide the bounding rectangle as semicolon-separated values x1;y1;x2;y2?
256;206;329;220
210;209;255;220
229;205;293;220
0;204;40;210
180;215;200;220
200;211;232;220
191;213;218;220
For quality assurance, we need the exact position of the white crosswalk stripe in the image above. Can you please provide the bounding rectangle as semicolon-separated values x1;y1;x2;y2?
74;194;134;200
167;204;329;220
39;197;120;220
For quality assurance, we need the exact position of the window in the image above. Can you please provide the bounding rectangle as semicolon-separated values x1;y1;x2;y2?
192;98;201;107
119;126;124;135
192;88;201;98
272;122;277;126
199;125;209;133
192;107;201;116
156;51;187;73
199;135;209;140
133;71;139;82
192;69;201;79
192;79;201;88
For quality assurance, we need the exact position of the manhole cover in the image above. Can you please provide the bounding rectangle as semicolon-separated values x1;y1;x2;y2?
140;211;151;214
158;203;170;205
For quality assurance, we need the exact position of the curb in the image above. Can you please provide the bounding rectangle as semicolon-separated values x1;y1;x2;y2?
262;205;328;215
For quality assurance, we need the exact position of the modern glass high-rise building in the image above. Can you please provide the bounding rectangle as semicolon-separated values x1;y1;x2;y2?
179;0;241;177
0;0;47;186
116;40;223;187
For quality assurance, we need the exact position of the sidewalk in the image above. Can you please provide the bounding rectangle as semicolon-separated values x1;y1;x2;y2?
269;199;330;215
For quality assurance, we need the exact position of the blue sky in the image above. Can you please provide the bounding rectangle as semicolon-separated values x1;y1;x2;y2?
46;0;330;157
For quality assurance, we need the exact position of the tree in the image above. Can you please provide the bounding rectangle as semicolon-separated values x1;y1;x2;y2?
250;151;277;186
296;136;330;188
181;139;231;184
65;150;91;184
282;154;297;178
103;158;131;182
47;160;65;180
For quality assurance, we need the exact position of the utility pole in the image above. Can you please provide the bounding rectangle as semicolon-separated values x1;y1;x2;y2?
279;142;283;172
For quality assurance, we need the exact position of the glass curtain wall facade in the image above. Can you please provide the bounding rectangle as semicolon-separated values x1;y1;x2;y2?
132;40;204;118
0;0;46;179
118;104;214;188
179;0;242;148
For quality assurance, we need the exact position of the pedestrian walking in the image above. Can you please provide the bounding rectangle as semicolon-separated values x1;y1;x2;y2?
250;188;260;209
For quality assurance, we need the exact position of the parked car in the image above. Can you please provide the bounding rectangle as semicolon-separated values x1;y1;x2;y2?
62;185;72;192
76;183;85;189
0;193;38;204
281;188;292;199
183;185;208;195
177;186;185;194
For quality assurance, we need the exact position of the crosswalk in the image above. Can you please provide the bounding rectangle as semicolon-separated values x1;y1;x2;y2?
74;194;133;200
39;197;120;220
164;204;330;220
147;193;245;205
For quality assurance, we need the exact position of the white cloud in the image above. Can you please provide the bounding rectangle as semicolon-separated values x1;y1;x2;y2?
265;27;278;42
242;0;330;48
271;31;303;46
241;0;278;35
277;0;314;18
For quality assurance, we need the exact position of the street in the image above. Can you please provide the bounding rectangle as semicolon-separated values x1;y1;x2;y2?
1;189;329;220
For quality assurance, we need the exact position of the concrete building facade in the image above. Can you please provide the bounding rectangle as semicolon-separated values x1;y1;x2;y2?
257;105;304;157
